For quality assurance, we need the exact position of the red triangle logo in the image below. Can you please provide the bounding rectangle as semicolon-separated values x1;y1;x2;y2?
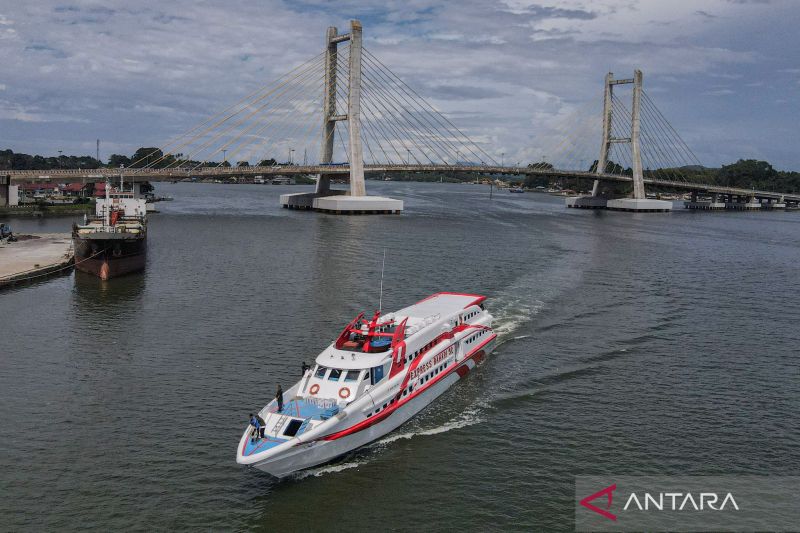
579;483;617;521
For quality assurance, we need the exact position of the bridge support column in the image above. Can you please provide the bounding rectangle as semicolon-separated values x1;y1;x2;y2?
630;69;645;200
591;72;614;198
347;20;366;197
0;175;9;207
315;26;338;196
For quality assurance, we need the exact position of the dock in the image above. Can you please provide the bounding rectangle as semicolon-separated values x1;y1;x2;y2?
0;233;74;288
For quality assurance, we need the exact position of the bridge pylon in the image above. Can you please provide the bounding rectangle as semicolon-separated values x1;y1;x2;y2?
315;20;365;197
570;69;672;212
282;20;403;214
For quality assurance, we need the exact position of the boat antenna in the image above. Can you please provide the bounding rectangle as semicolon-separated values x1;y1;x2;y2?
379;248;386;314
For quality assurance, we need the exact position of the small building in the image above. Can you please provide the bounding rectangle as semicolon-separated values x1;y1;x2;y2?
19;182;59;202
60;183;92;197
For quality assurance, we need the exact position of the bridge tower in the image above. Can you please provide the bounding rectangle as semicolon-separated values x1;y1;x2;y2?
581;69;671;212
283;20;402;213
315;20;366;197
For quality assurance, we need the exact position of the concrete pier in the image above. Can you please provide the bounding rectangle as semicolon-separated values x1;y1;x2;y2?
566;196;607;209
606;198;672;212
0;233;74;288
280;192;402;214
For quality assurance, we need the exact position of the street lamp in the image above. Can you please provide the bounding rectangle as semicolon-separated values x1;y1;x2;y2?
222;149;227;164
501;152;505;167
58;150;63;169
289;149;295;165
407;149;411;165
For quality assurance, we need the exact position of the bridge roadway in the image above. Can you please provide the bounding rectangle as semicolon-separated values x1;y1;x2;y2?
6;164;800;203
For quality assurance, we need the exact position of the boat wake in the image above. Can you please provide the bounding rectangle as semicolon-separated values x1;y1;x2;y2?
291;407;486;479
292;459;367;480
373;406;485;447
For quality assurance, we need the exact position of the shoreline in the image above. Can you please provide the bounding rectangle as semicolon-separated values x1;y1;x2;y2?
0;233;74;288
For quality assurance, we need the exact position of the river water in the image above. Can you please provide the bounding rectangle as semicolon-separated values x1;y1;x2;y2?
1;182;799;531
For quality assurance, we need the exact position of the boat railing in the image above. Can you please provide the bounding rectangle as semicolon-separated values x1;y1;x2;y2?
272;413;289;436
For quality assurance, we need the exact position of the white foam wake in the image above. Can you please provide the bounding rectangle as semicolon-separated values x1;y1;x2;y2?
293;460;367;479
373;407;485;447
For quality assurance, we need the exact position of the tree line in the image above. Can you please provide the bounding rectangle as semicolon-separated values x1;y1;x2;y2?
522;159;800;194
3;148;799;193
0;148;280;171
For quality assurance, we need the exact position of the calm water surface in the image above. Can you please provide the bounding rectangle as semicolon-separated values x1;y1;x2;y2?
2;182;799;531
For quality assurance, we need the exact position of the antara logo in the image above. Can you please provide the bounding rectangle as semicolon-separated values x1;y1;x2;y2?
580;483;618;521
624;492;739;511
579;483;740;522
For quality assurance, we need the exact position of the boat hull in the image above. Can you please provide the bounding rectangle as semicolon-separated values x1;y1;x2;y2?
72;234;147;280
249;337;495;478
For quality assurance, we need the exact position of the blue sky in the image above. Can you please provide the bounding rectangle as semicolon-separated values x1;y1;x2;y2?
0;0;798;169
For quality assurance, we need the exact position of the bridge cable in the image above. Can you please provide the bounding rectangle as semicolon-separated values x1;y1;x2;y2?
362;49;498;166
174;56;325;170
141;52;325;170
360;54;476;165
361;50;489;165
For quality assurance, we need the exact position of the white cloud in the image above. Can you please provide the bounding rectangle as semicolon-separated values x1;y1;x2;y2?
0;0;798;168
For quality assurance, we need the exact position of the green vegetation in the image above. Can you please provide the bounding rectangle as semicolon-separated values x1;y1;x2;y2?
0;148;284;171
521;159;800;194
0;202;94;217
0;149;100;171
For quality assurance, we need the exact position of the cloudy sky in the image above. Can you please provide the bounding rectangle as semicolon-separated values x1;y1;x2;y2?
1;0;798;169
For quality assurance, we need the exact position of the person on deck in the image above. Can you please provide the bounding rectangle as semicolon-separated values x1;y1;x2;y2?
301;361;310;375
276;385;284;413
249;413;265;441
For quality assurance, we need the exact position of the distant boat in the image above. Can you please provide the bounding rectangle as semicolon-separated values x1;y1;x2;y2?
72;181;147;280
509;187;525;193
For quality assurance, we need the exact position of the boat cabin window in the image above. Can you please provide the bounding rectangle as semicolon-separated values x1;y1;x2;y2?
283;419;303;437
371;365;385;385
328;368;342;381
314;365;327;379
344;370;360;382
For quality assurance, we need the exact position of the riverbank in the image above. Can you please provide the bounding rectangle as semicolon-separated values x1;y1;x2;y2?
0;233;74;288
0;203;93;217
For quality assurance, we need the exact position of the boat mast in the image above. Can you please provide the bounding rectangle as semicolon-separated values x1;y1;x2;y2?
104;178;110;227
379;248;386;314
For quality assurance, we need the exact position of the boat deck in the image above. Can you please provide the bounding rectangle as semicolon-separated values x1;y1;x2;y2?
243;397;339;457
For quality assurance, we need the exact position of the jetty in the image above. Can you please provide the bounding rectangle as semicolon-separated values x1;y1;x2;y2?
0;233;74;288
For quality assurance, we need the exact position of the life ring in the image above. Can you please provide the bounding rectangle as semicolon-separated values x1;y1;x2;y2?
309;384;320;395
112;245;122;258
338;387;351;399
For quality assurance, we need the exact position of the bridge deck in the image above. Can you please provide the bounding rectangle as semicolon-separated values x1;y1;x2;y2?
6;165;800;202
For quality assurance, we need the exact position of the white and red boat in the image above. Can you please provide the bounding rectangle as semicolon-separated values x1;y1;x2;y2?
236;292;496;477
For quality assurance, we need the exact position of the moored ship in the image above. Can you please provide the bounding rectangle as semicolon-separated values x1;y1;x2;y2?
236;292;496;477
72;181;147;280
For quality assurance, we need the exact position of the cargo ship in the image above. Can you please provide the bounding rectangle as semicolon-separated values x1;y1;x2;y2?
236;292;496;477
72;180;147;280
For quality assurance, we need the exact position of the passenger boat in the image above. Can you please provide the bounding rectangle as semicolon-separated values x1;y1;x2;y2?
236;292;496;477
72;180;147;280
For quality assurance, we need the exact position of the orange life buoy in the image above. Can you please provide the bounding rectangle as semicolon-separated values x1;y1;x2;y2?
338;387;351;399
310;384;320;395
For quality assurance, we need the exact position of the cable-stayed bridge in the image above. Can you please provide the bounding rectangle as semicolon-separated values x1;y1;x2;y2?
5;20;799;212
